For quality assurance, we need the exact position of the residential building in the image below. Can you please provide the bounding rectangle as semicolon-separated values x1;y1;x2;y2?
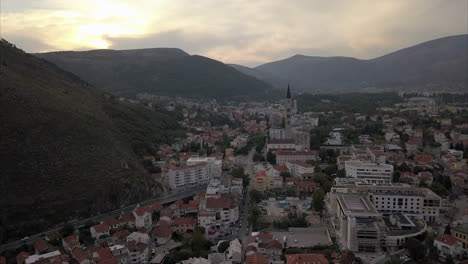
171;217;197;233
166;162;210;190
276;150;317;165
452;221;468;251
132;205;153;230
253;171;282;192
187;156;223;178
90;223;110;239
433;234;465;260
285;161;314;178
199;196;239;228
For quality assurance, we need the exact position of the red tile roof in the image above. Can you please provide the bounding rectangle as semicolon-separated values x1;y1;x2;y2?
92;223;110;233
153;225;171;238
63;235;80;249
434;234;461;246
171;217;197;227
125;240;148;253
255;171;267;178
259;240;283;250
134;205;152;216
16;251;30;264
120;214;135;223
286;254;328;264
206;197;235;209
112;230;130;240
72;247;89;263
34;239;52;253
246;253;268;264
103;218;119;227
273;165;289;172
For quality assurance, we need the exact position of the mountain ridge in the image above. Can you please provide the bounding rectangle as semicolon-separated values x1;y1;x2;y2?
35;48;277;100
245;34;467;92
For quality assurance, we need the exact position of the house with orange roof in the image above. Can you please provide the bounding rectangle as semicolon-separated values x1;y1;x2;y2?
433;234;464;260
33;239;53;254
119;214;136;228
62;235;82;252
132;205;153;230
171;217;197;233
246;253;268;264
90;223;110;239
152;225;172;245
71;248;90;264
286;254;328;264
16;251;30;264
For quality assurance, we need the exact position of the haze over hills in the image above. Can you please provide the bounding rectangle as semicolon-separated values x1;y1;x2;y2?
0;40;183;240
242;34;468;93
35;48;277;100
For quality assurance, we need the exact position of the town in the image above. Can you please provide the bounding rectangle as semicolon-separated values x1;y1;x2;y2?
1;88;467;264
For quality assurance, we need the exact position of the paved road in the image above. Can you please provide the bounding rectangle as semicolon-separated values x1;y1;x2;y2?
0;186;206;253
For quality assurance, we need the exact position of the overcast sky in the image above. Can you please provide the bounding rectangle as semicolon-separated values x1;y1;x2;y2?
1;0;467;66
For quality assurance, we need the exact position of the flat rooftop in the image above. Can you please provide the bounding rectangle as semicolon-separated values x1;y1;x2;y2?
271;227;332;248
337;193;380;216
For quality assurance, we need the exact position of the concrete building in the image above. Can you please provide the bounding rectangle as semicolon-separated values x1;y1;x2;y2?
187;156;222;178
166;162;210;190
285;161;314;178
344;160;393;184
276;150;317;165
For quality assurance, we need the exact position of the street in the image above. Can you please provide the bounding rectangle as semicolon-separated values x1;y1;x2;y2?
0;185;207;253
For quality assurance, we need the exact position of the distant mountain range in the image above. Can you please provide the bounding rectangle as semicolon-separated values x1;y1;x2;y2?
0;40;183;240
232;34;468;93
35;48;277;100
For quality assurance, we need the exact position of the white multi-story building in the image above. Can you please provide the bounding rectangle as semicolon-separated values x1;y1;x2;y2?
167;162;210;190
269;128;287;140
331;179;442;222
187;156;222;178
198;196;239;228
266;139;296;152
345;160;393;184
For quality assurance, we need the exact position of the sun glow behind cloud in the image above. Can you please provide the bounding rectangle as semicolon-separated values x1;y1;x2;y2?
1;0;466;66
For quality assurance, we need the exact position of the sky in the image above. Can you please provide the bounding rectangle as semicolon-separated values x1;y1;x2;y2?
1;0;467;66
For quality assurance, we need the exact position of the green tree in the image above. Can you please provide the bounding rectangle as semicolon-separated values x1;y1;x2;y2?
266;151;276;165
336;169;346;178
218;240;230;253
152;211;160;221
280;171;292;180
405;238;426;261
312;188;325;215
250;190;264;203
248;203;261;228
384;257;401;264
191;230;204;250
253;152;265;162
60;222;75;237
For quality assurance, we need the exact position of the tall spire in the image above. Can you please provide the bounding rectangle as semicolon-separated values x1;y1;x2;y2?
286;84;291;99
